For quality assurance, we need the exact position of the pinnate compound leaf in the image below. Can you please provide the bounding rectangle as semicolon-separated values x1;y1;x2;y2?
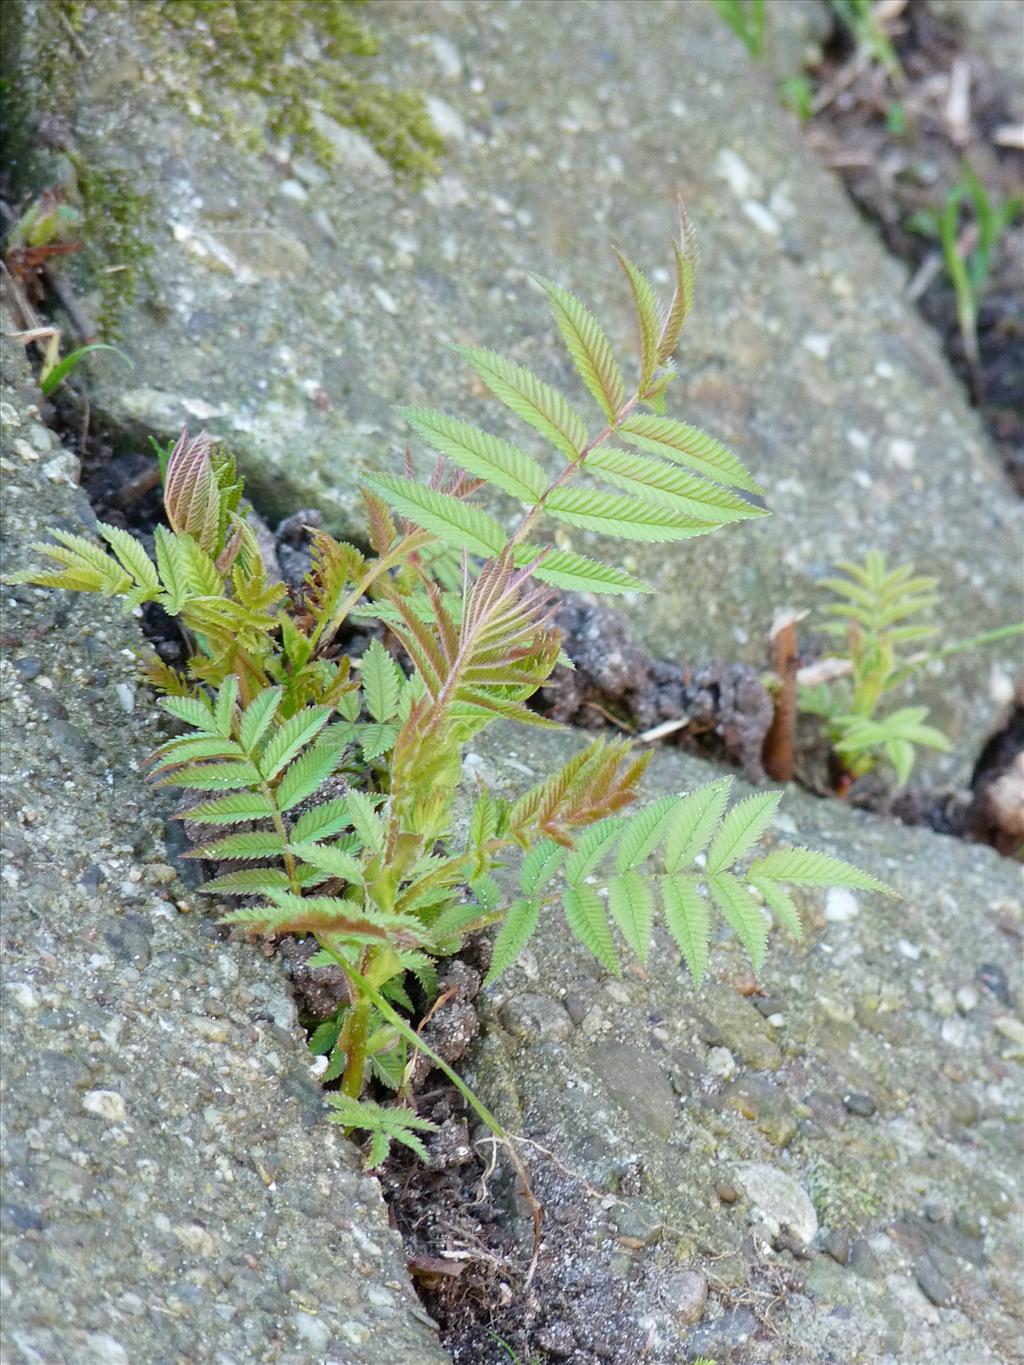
360;639;403;723
184;791;277;824
364;474;505;557
706;791;784;875
747;847;897;897
397;407;548;502
659;875;710;985
707;870;768;970
663;778;732;872
453;345;589;460
485;898;541;985
534;276;626;421
608;871;655;961
749;878;803;939
545;487;714;542
615;794;679;871
619;414;763;495
563;883;620;974
289;800;351;845
325;1095;437;1169
259;705;332;781
239;688;282;753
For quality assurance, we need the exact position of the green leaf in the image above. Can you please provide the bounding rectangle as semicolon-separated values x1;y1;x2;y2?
259;705;333;781
484;898;541;985
289;800;351;844
747;847;897;897
706;791;783;875
583;447;764;524
39;342;132;397
199;867;293;895
346;790;385;855
360;639;402;723
183;791;277;824
565;816;629;885
534;276;626;421
149;736;245;772
325;1095;437;1168
98;524;160;596
663;778;732;872
660;875;710;985
619;414;763;494
563;883;620;974
160;694;215;731
519;840;566;898
360;722;399;762
189;830;287;861
608;870;655;961
613;249;660;391
615;795;679;871
239;688;283;753
749;878;803;938
158;761;263;790
514;542;651;595
707;870;768;970
213;676;239;738
545;487;714;542
453;345;589;460
288;841;365;884
363;474;505;557
153;526;189;614
309;1019;341;1055
397;407;549;502
276;728;349;811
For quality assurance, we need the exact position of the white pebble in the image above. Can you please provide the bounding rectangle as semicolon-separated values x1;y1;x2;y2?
824;887;859;922
83;1090;128;1123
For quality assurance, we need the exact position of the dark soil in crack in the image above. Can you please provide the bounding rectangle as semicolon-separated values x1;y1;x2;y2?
801;0;1023;491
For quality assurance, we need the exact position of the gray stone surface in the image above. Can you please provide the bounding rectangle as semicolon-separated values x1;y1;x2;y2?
10;0;1022;782
465;722;1024;1364
0;322;450;1365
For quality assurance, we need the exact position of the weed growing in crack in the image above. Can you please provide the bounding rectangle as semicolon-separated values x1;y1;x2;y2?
11;209;896;1166
798;550;1023;786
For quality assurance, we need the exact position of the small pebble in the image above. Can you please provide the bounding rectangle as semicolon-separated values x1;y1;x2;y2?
843;1092;877;1118
823;1228;851;1265
716;1181;738;1204
662;1268;708;1324
914;1255;953;1307
82;1090;128;1123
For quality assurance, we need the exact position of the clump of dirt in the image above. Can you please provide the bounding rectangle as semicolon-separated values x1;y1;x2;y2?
539;597;775;783
803;0;1023;490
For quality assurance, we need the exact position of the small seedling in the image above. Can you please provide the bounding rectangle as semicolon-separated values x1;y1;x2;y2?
799;551;1023;785
909;165;1023;372
39;342;133;396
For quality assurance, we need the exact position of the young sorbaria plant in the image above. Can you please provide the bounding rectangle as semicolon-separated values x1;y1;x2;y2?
12;209;896;1165
799;551;1023;786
